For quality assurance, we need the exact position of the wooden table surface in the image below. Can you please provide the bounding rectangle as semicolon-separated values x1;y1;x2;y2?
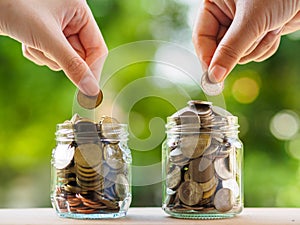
0;208;299;225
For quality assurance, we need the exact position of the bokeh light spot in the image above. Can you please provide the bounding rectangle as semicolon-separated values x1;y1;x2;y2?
286;136;300;160
232;77;260;104
270;110;299;140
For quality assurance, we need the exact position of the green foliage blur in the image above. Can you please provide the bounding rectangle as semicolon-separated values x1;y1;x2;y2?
1;0;300;208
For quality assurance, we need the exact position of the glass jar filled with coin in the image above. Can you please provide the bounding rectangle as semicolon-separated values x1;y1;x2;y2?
162;100;243;219
50;114;132;219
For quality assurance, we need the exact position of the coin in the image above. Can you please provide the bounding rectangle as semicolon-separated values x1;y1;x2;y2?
178;181;203;206
222;178;240;198
166;165;181;189
74;143;102;168
199;175;217;192
188;100;212;116
203;180;218;199
201;71;224;96
188;157;214;183
77;89;103;109
214;188;234;212
214;155;234;180
115;174;129;200
99;116;121;143
180;133;211;159
169;147;190;166
53;144;75;169
103;144;124;170
203;138;220;157
170;107;200;125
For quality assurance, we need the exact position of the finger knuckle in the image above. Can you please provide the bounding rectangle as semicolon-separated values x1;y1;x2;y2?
218;44;241;62
65;57;86;82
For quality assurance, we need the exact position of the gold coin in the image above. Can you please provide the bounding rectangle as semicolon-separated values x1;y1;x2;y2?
214;188;234;212
76;164;102;178
203;180;218;199
188;157;214;183
180;133;211;159
178;181;203;206
77;89;103;109
74;143;102;168
199;175;217;192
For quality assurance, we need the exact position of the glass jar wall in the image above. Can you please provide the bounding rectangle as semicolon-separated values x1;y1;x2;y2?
162;101;243;219
51;115;132;219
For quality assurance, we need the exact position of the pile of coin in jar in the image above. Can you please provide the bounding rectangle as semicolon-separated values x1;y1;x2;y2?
52;114;130;215
164;100;242;214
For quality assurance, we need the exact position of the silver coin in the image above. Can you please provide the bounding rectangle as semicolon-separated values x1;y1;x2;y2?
214;188;234;212
214;155;234;180
201;71;224;96
53;144;75;169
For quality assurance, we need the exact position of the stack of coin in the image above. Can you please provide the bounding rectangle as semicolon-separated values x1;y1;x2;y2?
52;114;130;214
165;100;241;214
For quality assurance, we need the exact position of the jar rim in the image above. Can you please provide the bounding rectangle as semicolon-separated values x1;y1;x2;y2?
55;123;129;142
165;115;239;134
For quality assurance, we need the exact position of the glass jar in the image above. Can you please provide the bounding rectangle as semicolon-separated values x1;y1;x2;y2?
50;115;132;219
162;101;243;219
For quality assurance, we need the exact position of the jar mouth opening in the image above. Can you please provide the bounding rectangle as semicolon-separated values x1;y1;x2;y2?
165;115;239;134
55;123;128;142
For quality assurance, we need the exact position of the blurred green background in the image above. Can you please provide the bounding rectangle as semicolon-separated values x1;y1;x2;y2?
1;0;300;208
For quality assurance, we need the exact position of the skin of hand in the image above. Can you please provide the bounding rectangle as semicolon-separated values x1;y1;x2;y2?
0;0;108;96
193;0;300;83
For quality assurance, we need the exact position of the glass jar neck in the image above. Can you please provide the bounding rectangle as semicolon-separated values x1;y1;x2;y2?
55;122;128;144
166;116;239;137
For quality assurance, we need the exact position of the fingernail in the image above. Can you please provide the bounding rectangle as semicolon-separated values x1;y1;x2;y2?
79;71;100;96
208;65;227;83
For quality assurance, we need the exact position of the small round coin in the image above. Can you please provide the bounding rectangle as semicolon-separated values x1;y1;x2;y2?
74;143;102;168
77;89;103;109
178;180;203;206
201;71;224;96
189;157;214;183
180;133;211;159
166;166;181;189
115;174;129;200
214;188;235;212
214;155;234;180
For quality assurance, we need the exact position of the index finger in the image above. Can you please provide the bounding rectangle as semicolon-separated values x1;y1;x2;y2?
78;6;108;81
193;0;231;70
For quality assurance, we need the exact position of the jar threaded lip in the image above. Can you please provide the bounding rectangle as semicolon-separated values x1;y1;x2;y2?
55;123;129;142
165;116;239;134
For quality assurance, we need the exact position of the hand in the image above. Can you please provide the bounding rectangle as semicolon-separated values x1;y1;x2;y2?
0;0;108;96
193;0;300;83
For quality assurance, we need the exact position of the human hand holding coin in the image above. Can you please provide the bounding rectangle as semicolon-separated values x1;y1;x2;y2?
194;0;300;93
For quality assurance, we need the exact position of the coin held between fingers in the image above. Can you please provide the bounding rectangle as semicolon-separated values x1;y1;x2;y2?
77;89;103;109
201;71;224;96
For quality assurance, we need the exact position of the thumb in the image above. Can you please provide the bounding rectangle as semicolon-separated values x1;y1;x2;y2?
47;34;100;96
208;16;259;83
